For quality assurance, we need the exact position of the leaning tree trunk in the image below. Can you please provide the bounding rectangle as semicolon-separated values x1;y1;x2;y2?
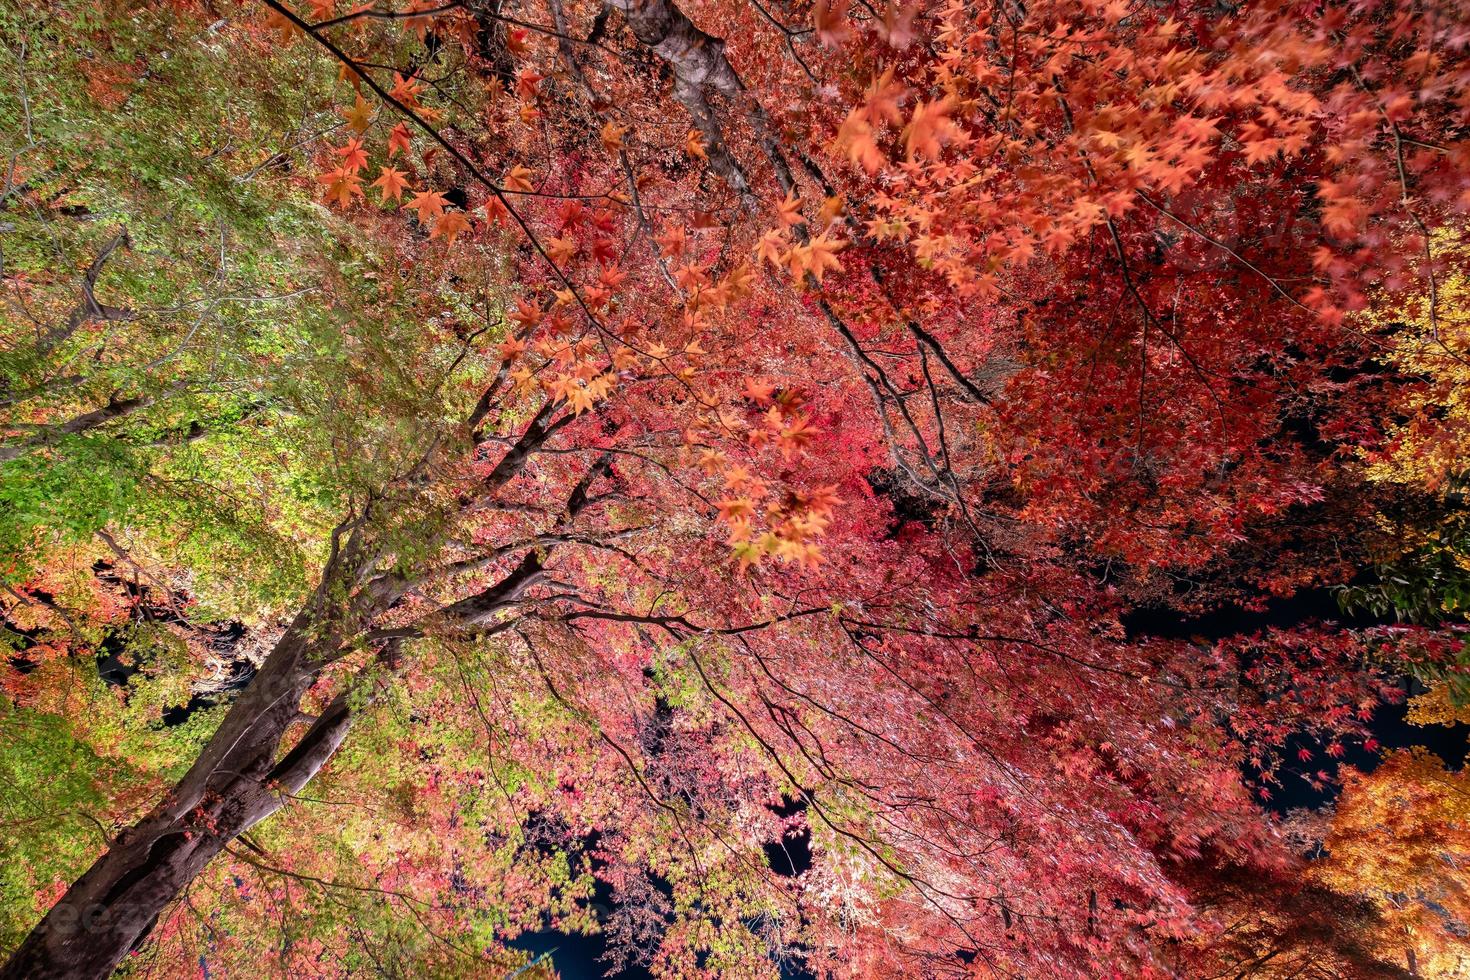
0;601;359;980
0;521;545;977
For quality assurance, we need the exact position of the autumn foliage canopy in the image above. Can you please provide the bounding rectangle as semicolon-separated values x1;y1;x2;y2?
1;0;1470;976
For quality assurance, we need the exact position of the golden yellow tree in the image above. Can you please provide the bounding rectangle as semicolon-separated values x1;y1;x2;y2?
1315;750;1470;977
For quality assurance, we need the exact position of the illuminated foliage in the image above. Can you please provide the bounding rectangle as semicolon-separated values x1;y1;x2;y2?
1;0;1469;977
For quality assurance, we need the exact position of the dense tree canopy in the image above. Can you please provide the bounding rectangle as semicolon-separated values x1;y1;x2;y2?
1;0;1468;977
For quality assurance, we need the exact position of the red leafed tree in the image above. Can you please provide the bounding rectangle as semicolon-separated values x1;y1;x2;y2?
3;0;1469;976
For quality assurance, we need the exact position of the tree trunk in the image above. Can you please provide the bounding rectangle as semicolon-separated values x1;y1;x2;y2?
0;604;356;980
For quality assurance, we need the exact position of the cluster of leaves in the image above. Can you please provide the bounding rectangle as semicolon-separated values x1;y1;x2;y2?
2;0;1470;978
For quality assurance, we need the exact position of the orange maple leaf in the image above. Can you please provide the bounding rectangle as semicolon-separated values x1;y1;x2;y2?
778;414;818;459
776;192;805;229
685;130;708;162
508;299;544;329
743;378;776;405
656;223;688;257
716;498;757;522
904;97;958;160
389;72;424;107
699;449;728;475
371;166;409;203
498;336;528;362
263;9;299;44
546;235;578;264
408;188;448;223
803;232;848;283
835;113;886;174
516;69;544;101
317;167;363;208
601;121;628;154
723;262;755;299
334;137;368;173
386;122;413;158
755;229;788;268
431;210;470;245
818;195;844;227
813;0;850;47
504;165;535;193
875;0;916;48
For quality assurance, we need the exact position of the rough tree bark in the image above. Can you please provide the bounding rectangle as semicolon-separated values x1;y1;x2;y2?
0;559;369;980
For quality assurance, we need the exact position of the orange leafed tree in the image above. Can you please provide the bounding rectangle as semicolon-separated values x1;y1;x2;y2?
1315;751;1470;977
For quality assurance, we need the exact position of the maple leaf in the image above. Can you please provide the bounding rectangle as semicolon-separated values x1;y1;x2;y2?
674;262;707;291
484;196;511;226
339;95;373;134
743;378;776;405
685;130;708;162
262;9;299;44
782;244;809;279
389;72;424;107
516;69;543;101
334;138;368;173
509;365;536;393
601;121;628;154
715;497;757;522
698;449;727;474
813;0;850;47
818;195;844;227
755;229;788;268
875;0;916;48
612;346;641;371
836;113;886;174
590;237;618;265
317;166;363;207
498;336;528;362
508;299;543;329
802;231;848;283
904;97;958;160
778;415;818;459
776;193;805;229
557;200;586;229
566;384;597;415
431;210;470;245
336;61;363;89
1242;138;1280;166
800;484;842;517
862;66;907;125
1173;114;1221;144
656;223;688;257
723;263;755;299
370;166;409;203
598;265;629;291
407;188;448;224
504;165;535;193
722;465;754;490
546;235;578;264
386;122;413;158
